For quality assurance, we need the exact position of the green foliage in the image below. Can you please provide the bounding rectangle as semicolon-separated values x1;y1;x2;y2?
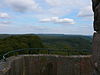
0;34;44;57
0;34;92;59
38;34;92;50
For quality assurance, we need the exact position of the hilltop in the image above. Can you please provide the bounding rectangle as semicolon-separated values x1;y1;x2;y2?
0;34;92;50
0;34;44;58
38;34;92;50
0;34;92;56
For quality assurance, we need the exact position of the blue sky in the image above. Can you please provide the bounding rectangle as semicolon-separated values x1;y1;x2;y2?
0;0;94;35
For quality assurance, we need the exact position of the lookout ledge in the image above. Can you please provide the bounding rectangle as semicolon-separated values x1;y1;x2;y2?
0;54;92;75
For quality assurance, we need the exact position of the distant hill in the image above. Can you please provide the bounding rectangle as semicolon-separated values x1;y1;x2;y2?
0;34;11;39
0;34;92;51
38;34;92;50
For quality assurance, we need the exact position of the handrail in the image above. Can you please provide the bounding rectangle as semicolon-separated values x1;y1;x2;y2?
1;48;92;61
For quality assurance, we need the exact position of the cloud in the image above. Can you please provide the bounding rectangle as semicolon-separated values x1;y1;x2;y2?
77;6;93;17
5;0;41;12
48;8;71;16
0;0;5;8
36;0;92;18
0;24;93;35
0;25;54;34
0;21;12;25
0;0;93;35
40;17;75;24
0;12;10;19
45;0;90;8
45;0;61;6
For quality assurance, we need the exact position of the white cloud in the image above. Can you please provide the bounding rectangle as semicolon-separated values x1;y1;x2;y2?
0;21;12;25
45;0;90;8
0;0;4;8
45;0;61;6
40;17;75;24
77;6;93;17
0;24;93;35
0;0;93;35
0;25;54;34
38;0;92;18
0;12;10;19
48;8;71;16
5;0;41;12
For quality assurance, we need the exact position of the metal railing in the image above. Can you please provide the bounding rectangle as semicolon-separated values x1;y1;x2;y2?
0;48;92;61
1;48;100;74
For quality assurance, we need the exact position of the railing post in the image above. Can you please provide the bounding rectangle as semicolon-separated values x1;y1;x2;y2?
3;56;6;62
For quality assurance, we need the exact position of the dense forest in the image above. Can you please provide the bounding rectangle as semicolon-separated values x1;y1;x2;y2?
0;34;44;58
38;34;92;50
0;34;92;58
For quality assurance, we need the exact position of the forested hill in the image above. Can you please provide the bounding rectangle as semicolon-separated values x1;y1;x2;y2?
0;34;44;56
0;34;12;39
0;34;92;51
38;34;92;50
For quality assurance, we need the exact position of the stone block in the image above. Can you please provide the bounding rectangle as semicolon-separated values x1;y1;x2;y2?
93;33;100;74
0;55;92;75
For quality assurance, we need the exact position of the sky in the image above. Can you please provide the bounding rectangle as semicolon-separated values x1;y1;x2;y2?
0;0;94;35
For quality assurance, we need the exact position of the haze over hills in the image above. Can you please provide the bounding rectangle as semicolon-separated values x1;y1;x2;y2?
38;34;92;50
0;34;92;50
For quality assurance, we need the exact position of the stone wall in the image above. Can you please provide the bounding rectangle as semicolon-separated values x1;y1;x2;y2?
0;55;92;75
92;0;100;75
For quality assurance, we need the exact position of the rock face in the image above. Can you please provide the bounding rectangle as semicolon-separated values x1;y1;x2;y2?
0;55;92;75
92;0;100;75
92;33;100;75
92;0;100;31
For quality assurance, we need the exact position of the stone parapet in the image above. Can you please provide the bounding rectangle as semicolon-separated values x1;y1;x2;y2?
92;0;100;75
92;33;100;75
0;55;92;75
